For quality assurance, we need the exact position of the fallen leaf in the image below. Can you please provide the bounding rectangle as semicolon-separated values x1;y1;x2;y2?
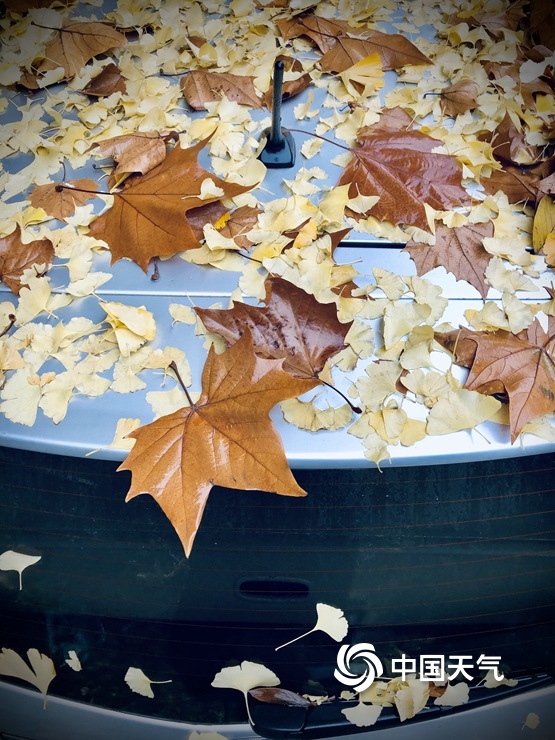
433;682;469;707
181;71;262;110
119;331;318;556
395;679;429;721
249;687;311;707
275;602;348;650
337;130;470;232
195;277;352;379
0;550;41;590
339;54;385;98
88;138;253;271
82;63;126;97
216;205;261;249
91;132;176;187
212;660;280;725
437;79;480;117
320;32;432;73
21;20;126;87
124;667;172;698
436;321;555;441
0;648;55;707
28;180;99;221
276;15;354;54
533;194;555;252
342;701;383;727
0;225;54;295
404;221;493;299
426;388;502;435
65;650;82;672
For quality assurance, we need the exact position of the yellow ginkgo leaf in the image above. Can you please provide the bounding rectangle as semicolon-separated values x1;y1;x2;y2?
0;648;55;707
212;661;280;725
124;667;172;698
275;602;349;651
0;550;41;590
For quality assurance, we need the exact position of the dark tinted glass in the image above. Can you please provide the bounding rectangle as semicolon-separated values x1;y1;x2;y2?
1;446;554;726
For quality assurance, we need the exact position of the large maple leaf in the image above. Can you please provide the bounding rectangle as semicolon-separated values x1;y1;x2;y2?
404;221;493;299
195;277;351;379
87;139;254;271
181;70;262;110
20;21;126;87
337;130;471;232
436;321;555;442
119;332;319;557
319;31;431;73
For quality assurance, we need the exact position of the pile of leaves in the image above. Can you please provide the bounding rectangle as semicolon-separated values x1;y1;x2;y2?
0;0;555;558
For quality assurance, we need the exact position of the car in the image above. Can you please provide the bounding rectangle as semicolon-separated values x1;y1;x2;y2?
1;0;554;739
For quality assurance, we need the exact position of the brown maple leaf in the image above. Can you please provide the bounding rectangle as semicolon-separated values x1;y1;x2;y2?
404;221;493;299
119;331;319;557
91;132;178;187
87;138;254;271
276;15;354;54
436;321;555;442
20;20;126;87
437;79;480;118
195;276;352;379
82;63;126;97
181;70;262;110
28;179;99;221
0;224;54;294
216;205;262;249
319;31;431;73
460;0;526;39
487;112;544;165
480;160;552;205
337;130;470;232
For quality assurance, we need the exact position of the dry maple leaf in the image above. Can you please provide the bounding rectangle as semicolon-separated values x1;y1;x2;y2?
91;132;178;187
486;112;544;166
21;20;126;87
216;205;262;249
276;14;354;54
119;331;319;557
436;321;555;442
460;1;526;39
481;161;550;205
0;225;54;295
181;70;262;110
436;79;480;118
337;130;470;232
404;221;493;299
319;32;431;74
87;138;253;271
28;179;98;221
82;63;126;97
194;277;352;379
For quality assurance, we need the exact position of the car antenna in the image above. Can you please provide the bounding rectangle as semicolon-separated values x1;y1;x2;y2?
258;59;296;168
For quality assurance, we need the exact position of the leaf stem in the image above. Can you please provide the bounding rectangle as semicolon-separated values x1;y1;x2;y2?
55;182;110;196
0;314;16;338
169;360;195;407
275;627;315;651
318;377;361;414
